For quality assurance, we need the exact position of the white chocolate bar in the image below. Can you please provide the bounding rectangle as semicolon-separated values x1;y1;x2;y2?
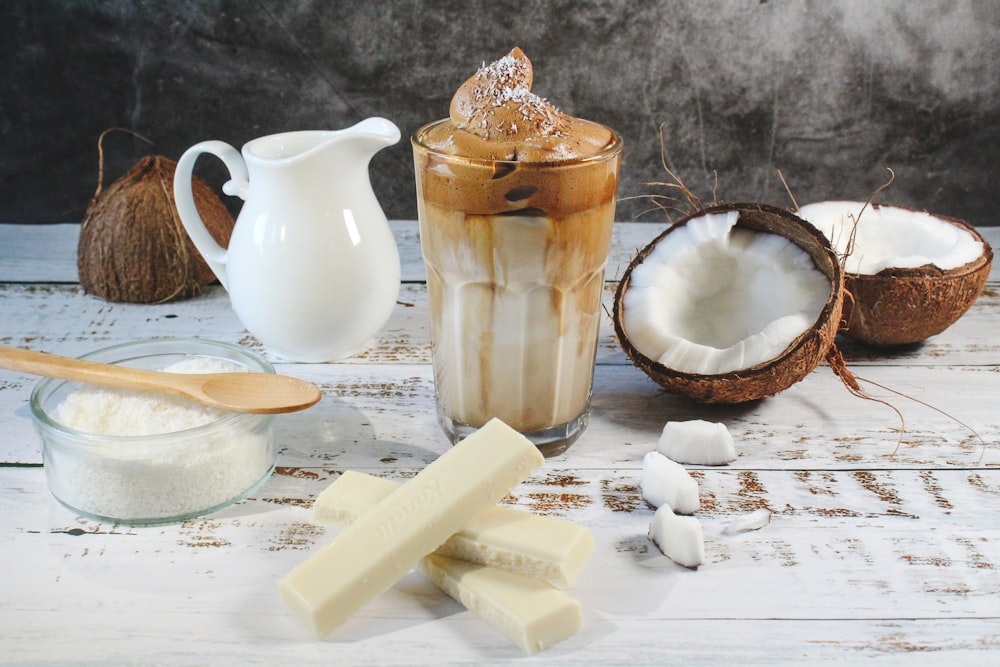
279;418;544;638
418;554;582;654
311;470;594;587
318;479;586;653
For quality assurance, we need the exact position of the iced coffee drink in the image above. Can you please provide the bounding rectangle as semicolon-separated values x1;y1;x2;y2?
413;48;622;456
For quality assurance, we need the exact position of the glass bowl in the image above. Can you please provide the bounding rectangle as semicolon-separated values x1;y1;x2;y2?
30;337;278;525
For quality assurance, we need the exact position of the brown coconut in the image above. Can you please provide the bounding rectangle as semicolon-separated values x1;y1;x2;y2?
612;202;845;404
78;155;234;303
838;211;992;346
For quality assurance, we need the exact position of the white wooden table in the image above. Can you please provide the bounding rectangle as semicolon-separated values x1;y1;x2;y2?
1;221;998;665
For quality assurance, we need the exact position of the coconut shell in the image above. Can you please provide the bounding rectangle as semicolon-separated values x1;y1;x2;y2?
77;155;234;303
839;210;993;346
612;202;845;404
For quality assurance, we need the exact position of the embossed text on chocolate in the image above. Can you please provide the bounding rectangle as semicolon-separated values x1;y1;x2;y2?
374;477;444;540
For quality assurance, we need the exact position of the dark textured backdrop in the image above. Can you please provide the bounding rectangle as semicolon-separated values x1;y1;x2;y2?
2;0;998;225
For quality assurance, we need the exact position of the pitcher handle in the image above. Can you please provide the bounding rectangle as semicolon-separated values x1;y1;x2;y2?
172;141;249;291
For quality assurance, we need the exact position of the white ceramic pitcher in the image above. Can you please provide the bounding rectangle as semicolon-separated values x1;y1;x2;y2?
173;118;401;362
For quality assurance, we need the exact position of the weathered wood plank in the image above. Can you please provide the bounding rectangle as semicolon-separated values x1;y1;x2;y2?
3;361;995;469
1;281;998;371
3;610;994;665
0;221;426;284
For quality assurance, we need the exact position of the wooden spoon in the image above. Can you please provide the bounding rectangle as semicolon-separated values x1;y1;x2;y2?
0;344;321;414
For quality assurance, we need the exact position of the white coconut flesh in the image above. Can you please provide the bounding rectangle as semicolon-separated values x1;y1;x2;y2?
621;210;831;375
797;201;984;275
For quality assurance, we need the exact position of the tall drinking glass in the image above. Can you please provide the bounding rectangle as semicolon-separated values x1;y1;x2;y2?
413;120;622;456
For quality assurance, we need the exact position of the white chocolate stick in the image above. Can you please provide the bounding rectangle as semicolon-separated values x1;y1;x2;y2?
279;418;544;638
418;554;582;654
311;470;595;587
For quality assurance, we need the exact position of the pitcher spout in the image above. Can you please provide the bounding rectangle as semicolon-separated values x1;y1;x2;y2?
337;117;401;159
351;117;402;146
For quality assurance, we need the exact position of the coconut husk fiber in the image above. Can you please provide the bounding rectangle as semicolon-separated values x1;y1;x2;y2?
78;154;234;304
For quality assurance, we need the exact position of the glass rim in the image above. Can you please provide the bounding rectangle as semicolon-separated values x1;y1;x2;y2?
411;118;623;168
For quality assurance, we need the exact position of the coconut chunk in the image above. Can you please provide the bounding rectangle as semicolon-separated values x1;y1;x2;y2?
621;211;830;375
640;451;700;514
723;508;772;534
798;201;984;275
657;420;736;465
648;505;704;568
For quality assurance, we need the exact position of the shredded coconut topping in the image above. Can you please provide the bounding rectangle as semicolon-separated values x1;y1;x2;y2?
451;48;566;140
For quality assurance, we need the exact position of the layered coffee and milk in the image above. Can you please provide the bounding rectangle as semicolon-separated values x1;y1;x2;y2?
413;48;621;454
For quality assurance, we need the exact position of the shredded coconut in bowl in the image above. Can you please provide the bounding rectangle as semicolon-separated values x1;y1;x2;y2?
40;355;276;524
53;357;241;436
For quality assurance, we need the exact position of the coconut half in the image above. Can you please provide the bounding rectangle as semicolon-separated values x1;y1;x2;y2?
613;203;844;403
797;201;993;346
